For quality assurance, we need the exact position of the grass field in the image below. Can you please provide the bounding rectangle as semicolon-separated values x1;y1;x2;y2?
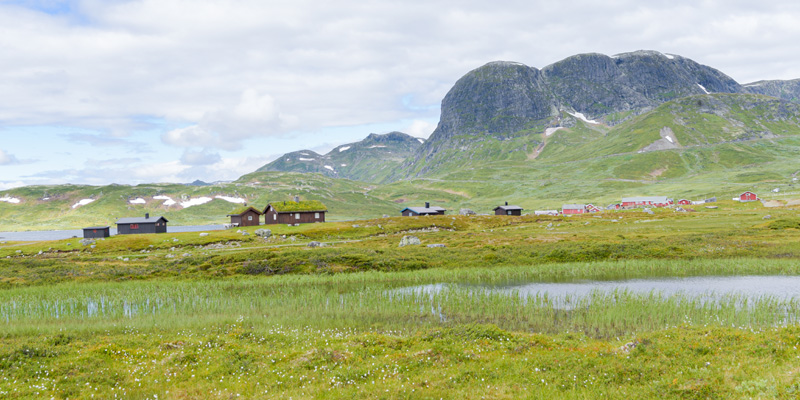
3;202;800;398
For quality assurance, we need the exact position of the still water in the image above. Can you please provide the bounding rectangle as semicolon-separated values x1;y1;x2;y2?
0;225;225;241
399;275;800;301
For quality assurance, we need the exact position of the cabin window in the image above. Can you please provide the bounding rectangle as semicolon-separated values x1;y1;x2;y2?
295;213;300;220
315;212;320;219
247;216;253;221
273;214;277;221
507;211;512;215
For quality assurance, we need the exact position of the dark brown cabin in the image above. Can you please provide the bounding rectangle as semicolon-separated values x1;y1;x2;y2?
493;202;523;216
115;213;168;235
83;226;110;239
263;198;327;225
227;206;263;227
401;202;446;216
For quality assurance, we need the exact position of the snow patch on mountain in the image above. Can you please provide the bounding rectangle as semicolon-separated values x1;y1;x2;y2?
154;195;177;206
567;111;599;124
215;196;246;204
72;199;95;209
0;196;20;204
180;197;212;208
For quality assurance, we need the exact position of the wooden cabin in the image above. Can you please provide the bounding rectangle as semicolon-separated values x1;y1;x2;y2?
738;191;759;202
493;202;523;216
677;199;692;205
227;206;263;227
115;213;168;235
562;204;585;215
401;202;446;216
264;198;327;225
83;226;110;239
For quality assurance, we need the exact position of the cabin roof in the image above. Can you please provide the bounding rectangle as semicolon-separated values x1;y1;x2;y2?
227;206;263;216
402;206;445;214
493;205;523;211
115;216;168;224
562;204;585;210
265;200;327;213
621;196;670;203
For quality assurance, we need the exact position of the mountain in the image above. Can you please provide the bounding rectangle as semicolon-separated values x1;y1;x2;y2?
743;79;800;102
5;50;800;230
257;132;424;182
394;50;800;180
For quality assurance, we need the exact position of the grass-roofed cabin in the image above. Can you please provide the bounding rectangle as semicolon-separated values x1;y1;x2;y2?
263;198;327;225
227;206;263;227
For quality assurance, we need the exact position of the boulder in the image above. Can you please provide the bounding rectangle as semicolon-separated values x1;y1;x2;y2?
399;235;421;247
79;238;95;246
427;244;446;248
199;233;209;237
459;208;476;216
307;241;322;248
255;229;272;238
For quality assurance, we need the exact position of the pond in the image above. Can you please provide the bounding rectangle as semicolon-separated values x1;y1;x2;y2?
395;275;800;306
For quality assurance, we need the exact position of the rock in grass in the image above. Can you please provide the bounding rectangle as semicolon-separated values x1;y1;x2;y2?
307;241;322;248
643;208;654;214
79;238;95;246
399;235;421;247
199;233;209;237
255;229;272;238
763;215;772;220
427;244;446;248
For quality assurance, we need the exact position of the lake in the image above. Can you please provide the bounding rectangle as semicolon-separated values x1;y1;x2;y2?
0;224;226;241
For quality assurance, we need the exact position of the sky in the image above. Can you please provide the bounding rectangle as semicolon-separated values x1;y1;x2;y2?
1;0;800;189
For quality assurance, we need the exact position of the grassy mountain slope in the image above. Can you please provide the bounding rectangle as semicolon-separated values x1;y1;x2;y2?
258;132;423;182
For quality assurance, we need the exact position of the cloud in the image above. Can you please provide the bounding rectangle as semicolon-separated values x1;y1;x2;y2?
0;149;20;165
63;132;152;151
180;149;221;166
162;89;299;149
405;120;438;138
4;1;800;187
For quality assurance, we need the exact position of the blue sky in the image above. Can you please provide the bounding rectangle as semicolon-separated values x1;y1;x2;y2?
2;0;800;189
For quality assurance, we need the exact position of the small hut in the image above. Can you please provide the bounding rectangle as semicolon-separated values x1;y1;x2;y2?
493;202;523;216
116;213;168;235
83;226;110;239
401;202;446;216
227;206;263;227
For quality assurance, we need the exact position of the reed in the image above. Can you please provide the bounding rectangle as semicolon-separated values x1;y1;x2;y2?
4;258;800;338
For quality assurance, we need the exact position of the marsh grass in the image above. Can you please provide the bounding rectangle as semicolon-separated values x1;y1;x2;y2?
4;258;800;338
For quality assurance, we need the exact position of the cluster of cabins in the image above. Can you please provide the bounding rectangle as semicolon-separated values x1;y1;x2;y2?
83;191;761;239
226;197;328;227
82;196;328;238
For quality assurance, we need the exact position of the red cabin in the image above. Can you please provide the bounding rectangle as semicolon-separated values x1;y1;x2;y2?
562;204;585;215
738;191;758;202
677;199;691;205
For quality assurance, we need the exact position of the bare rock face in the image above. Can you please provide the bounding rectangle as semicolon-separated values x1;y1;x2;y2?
640;126;681;153
398;235;421;247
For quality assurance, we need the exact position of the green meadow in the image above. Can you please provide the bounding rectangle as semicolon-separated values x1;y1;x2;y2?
4;202;800;398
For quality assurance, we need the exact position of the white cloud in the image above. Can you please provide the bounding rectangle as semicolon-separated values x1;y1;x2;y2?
3;1;800;187
406;120;438;138
0;149;18;165
180;149;222;166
